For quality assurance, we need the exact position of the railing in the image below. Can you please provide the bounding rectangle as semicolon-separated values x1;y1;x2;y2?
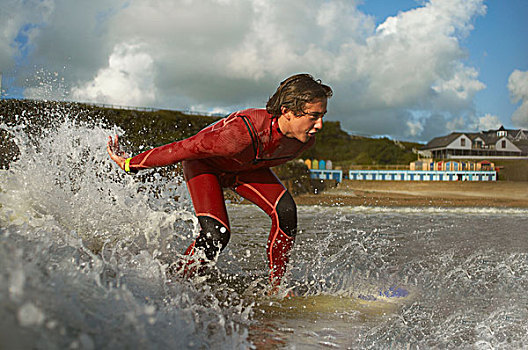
85;102;160;112
0;97;226;117
348;164;410;170
82;101;226;117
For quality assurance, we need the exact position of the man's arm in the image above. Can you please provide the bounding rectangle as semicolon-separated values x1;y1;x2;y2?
108;116;252;172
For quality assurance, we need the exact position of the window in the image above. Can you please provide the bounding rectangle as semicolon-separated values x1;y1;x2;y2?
460;138;466;147
502;140;506;148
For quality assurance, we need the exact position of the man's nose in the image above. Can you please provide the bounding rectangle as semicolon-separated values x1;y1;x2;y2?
314;118;323;131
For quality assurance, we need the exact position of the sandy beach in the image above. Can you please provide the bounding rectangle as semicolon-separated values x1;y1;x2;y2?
294;180;528;208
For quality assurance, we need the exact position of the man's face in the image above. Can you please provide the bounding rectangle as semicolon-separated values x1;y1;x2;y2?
286;98;327;143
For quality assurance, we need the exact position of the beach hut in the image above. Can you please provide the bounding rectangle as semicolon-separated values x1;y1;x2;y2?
304;159;312;169
312;159;319;170
414;159;433;171
423;161;431;171
319;160;326;171
445;161;460;171
410;160;423;171
326;160;333;170
477;160;494;171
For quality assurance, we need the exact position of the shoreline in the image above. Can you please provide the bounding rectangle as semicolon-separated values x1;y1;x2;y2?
293;180;528;208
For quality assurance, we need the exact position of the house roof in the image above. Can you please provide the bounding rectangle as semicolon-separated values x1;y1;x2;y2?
510;129;528;140
470;132;499;145
515;140;528;154
422;132;464;150
422;126;528;153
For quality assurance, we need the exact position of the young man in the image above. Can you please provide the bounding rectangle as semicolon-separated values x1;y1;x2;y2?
107;73;332;290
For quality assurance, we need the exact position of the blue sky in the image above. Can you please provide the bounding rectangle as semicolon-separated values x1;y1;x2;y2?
1;0;527;141
359;0;527;130
463;0;527;125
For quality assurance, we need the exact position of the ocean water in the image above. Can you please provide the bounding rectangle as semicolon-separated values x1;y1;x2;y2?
1;115;527;349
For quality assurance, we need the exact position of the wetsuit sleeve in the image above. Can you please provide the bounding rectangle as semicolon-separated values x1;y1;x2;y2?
126;117;252;171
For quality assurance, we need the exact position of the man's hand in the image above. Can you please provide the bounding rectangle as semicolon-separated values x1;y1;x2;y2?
107;135;128;170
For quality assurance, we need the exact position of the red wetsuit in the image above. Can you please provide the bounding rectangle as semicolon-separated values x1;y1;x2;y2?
126;108;314;286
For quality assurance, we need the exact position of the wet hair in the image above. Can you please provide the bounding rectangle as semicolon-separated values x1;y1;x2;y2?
266;73;333;118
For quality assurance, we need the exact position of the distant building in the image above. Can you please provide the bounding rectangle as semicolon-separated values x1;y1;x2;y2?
302;158;343;182
410;159;495;172
348;169;496;182
422;126;528;159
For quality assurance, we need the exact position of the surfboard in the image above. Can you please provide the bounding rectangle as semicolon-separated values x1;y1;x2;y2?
186;268;412;319
254;286;412;319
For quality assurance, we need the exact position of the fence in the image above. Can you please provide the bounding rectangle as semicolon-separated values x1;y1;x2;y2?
310;169;343;182
82;101;225;117
1;97;226;117
348;170;497;182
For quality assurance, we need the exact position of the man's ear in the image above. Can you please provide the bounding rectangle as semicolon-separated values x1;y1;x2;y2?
281;106;293;120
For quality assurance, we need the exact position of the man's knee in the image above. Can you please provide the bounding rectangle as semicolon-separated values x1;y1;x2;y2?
195;216;230;260
276;191;297;237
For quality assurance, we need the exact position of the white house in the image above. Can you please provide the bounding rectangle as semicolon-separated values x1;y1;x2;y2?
422;126;527;159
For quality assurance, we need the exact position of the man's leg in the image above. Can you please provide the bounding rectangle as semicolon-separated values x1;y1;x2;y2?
180;160;231;274
233;168;297;288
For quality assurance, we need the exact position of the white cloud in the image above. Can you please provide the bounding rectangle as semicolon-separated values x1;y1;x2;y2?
508;69;528;128
223;0;372;80
71;43;157;107
0;0;54;73
326;0;487;139
353;0;485;109
471;113;502;131
432;64;485;101
3;0;489;141
446;116;466;131
406;119;424;137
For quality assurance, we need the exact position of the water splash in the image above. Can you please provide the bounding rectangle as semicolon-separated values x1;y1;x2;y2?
0;110;253;349
1;103;527;349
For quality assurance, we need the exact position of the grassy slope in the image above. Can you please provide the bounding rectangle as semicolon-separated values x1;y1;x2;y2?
1;100;421;167
4;99;524;184
300;120;421;166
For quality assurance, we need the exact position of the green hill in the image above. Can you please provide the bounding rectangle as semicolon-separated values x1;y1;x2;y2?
1;99;421;169
301;120;421;167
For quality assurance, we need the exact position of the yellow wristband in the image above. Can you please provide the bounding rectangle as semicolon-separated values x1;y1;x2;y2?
124;158;132;172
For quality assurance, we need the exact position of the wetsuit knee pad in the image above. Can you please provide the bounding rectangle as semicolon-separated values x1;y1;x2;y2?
195;216;231;261
276;191;297;238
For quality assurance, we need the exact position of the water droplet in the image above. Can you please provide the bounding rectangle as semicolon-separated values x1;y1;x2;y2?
17;302;45;327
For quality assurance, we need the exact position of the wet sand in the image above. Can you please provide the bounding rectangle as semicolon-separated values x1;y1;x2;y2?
294;180;528;208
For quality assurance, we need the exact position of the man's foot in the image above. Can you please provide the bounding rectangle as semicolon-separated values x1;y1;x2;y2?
266;286;296;298
168;257;208;280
